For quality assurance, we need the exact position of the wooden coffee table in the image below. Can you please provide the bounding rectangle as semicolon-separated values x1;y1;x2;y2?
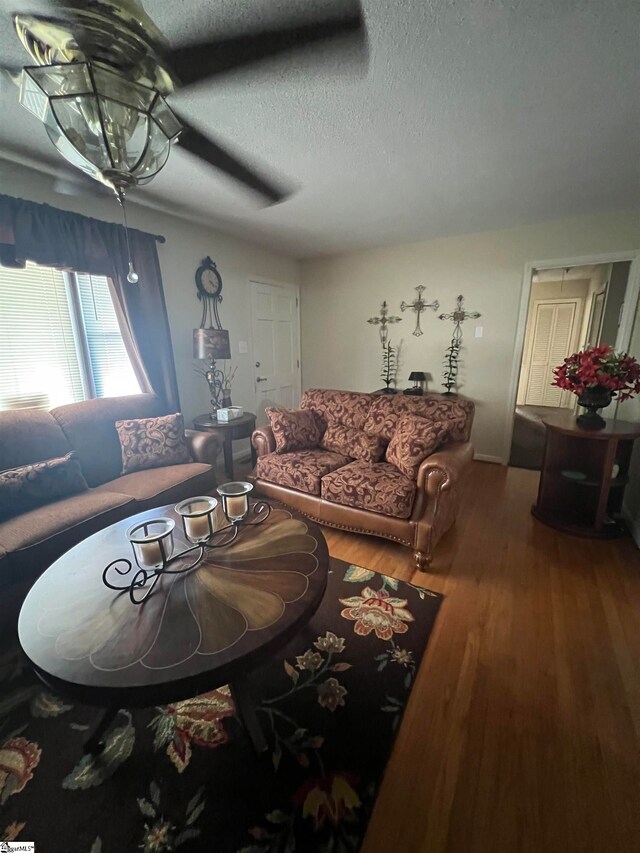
18;501;328;754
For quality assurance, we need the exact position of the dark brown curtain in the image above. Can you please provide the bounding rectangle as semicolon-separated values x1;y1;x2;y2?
0;193;180;412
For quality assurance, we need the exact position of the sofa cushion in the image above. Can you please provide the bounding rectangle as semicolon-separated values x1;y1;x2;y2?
0;408;71;472
266;407;322;453
0;489;135;584
364;394;474;442
256;450;351;496
320;422;386;462
300;389;373;431
0;452;88;522
386;416;450;479
321;461;416;519
96;463;215;511
115;413;192;474
50;394;163;487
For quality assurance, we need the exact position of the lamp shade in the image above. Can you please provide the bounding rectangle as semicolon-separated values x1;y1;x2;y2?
408;371;427;382
193;328;231;360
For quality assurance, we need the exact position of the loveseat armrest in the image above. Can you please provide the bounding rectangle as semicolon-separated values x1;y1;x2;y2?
416;440;474;493
411;440;474;571
252;426;276;458
185;429;221;467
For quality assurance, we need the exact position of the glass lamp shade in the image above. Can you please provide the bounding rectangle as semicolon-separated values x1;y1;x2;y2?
193;328;232;361
19;61;182;189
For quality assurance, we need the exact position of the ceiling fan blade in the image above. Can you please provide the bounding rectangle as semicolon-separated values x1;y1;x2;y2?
173;111;289;204
164;1;366;87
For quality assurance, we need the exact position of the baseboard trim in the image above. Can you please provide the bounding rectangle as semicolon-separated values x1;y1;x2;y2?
622;505;640;549
474;454;503;465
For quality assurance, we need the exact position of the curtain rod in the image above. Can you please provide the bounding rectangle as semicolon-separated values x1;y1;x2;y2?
0;191;166;244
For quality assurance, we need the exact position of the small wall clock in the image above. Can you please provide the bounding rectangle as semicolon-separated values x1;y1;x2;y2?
195;256;223;328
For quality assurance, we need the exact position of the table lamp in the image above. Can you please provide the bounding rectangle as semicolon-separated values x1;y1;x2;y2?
193;328;231;412
404;371;427;396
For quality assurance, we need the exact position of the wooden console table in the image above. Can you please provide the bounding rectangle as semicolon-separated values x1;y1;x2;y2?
532;411;640;538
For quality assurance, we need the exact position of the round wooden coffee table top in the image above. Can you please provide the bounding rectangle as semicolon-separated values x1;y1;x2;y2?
18;502;329;707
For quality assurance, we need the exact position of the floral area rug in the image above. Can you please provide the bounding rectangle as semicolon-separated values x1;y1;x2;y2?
0;559;442;852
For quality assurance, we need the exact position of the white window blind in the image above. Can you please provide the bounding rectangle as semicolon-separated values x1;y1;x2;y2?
0;263;141;411
75;273;141;398
0;262;84;410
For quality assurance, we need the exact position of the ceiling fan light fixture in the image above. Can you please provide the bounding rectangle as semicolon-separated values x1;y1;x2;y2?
18;61;182;191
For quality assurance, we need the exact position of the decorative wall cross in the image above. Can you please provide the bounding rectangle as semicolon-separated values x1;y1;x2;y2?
367;300;402;346
400;285;439;337
438;294;481;394
438;294;481;343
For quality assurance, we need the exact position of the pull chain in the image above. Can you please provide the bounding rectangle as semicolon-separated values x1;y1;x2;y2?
116;189;139;284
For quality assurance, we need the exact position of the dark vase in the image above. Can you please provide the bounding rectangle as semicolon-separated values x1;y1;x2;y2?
576;385;613;429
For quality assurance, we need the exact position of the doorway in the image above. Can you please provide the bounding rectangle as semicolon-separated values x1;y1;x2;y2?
509;261;632;469
249;279;301;424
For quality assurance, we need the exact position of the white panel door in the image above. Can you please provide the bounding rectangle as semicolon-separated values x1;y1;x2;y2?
250;280;301;423
524;300;579;407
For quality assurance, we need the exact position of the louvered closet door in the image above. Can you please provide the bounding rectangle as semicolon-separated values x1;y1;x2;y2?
524;300;578;407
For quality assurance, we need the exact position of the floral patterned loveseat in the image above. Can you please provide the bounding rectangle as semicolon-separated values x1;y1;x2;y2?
249;389;474;570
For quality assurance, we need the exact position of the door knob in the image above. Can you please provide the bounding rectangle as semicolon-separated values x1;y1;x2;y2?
255;361;261;368
256;376;267;382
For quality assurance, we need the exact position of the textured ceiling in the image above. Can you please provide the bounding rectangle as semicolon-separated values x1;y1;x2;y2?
0;0;638;258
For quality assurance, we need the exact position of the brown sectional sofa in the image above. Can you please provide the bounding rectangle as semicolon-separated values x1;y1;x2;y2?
250;389;475;570
0;394;219;622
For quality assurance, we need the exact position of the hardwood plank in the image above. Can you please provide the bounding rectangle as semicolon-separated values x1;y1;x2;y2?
316;461;640;853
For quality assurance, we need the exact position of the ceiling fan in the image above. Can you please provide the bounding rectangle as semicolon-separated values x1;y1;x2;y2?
2;0;367;206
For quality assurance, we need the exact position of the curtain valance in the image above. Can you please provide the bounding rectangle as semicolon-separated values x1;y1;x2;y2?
0;194;179;412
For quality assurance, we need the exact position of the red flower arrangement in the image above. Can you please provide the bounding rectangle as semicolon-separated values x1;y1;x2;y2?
552;345;640;401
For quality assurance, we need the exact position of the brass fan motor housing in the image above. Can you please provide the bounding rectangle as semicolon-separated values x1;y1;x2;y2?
14;0;176;93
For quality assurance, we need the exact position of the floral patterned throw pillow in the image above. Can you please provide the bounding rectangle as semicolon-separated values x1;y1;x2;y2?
266;407;322;453
115;413;192;475
0;452;88;522
385;415;450;479
320;422;386;462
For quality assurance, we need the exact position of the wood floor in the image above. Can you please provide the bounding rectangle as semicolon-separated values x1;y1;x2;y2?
321;461;640;853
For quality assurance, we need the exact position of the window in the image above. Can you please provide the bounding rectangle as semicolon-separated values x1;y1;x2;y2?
0;262;141;411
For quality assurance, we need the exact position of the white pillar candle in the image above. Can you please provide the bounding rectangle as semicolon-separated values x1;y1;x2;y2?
184;512;212;541
225;495;247;519
137;538;164;567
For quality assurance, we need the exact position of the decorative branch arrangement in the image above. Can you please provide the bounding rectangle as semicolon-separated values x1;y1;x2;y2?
438;294;481;395
441;337;461;395
400;285;439;337
194;360;237;411
380;341;397;393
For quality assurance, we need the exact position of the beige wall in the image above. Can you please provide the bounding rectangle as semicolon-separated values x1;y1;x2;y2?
300;211;640;461
0;160;300;440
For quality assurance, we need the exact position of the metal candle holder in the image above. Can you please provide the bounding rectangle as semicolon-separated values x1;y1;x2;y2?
176;496;219;543
217;481;254;523
103;497;272;605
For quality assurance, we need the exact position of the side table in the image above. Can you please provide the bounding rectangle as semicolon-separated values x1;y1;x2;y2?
194;412;257;480
532;410;640;538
